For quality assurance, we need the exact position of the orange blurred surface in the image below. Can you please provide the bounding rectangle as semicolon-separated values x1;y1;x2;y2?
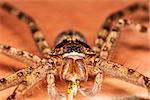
0;0;149;100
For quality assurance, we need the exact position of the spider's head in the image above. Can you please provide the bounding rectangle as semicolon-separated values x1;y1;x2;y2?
51;30;96;82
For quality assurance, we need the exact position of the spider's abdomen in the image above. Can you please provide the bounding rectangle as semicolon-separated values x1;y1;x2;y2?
54;30;87;47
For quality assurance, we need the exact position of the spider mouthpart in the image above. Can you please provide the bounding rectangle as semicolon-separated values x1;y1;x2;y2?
60;58;88;82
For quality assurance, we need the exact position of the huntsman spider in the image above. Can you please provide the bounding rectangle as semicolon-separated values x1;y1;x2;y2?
0;1;150;100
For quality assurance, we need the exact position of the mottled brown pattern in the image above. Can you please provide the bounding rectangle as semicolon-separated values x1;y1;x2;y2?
0;0;149;100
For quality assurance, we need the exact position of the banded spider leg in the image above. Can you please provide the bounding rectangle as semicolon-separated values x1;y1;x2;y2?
80;2;149;97
93;2;148;59
0;43;66;100
0;2;63;99
0;2;51;57
100;18;149;59
91;56;150;99
79;19;149;98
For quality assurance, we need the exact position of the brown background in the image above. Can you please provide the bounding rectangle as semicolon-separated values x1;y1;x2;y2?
0;0;149;100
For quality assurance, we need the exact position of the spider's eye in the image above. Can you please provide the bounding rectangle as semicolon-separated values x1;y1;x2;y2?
64;45;82;53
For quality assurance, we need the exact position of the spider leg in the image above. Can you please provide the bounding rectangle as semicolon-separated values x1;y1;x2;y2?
47;73;66;100
0;44;41;67
0;68;32;91
7;81;29;100
95;58;150;98
99;19;149;59
0;2;51;57
79;72;103;96
94;2;148;54
7;64;49;100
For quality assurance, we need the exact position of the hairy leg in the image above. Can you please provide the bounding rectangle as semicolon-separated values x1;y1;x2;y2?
93;2;148;54
99;19;149;59
7;64;49;100
94;58;150;97
0;44;41;67
79;72;103;96
0;68;32;91
7;81;29;100
47;73;65;100
0;2;51;57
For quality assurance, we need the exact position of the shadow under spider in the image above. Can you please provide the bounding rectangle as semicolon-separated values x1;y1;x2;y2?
0;63;21;73
121;42;150;52
134;16;149;23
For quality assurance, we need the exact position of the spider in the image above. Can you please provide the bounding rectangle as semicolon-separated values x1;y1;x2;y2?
0;1;149;100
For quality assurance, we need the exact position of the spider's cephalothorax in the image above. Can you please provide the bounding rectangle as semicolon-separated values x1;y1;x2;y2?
51;30;96;82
